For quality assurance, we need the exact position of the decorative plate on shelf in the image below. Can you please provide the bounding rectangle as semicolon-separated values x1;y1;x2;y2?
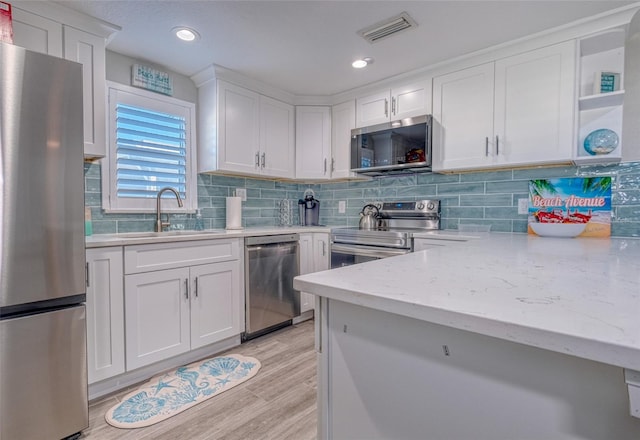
583;128;619;155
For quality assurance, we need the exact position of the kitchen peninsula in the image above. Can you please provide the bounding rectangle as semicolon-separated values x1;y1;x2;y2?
293;233;640;439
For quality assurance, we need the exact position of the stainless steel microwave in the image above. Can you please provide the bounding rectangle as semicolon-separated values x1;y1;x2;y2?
350;115;432;175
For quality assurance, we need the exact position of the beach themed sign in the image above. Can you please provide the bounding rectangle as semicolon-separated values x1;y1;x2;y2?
528;177;611;238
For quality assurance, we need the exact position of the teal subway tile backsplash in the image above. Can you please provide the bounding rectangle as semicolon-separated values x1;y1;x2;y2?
84;161;640;237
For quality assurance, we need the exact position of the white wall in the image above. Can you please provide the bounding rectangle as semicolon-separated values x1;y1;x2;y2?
105;50;198;103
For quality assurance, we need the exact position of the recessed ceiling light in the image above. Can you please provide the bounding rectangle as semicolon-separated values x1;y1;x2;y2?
173;27;200;42
352;57;374;69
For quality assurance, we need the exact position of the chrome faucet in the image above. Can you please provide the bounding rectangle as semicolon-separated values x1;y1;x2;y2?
156;187;183;232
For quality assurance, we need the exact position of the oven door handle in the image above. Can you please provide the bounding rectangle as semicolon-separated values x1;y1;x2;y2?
331;243;410;259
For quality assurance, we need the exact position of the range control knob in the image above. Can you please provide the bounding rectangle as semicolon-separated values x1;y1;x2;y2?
416;202;425;210
427;202;435;211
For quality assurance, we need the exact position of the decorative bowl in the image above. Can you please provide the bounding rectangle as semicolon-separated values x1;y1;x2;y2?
530;222;587;238
583;128;618;155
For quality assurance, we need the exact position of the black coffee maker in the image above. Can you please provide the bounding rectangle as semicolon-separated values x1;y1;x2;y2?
298;189;320;226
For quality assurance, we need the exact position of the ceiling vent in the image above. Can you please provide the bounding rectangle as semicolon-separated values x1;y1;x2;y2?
358;12;418;44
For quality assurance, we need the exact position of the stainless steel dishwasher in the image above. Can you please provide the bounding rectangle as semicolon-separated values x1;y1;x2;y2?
243;234;300;340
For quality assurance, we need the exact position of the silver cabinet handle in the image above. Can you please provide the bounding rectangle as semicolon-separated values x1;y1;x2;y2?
391;96;396;115
322;240;326;256
485;137;489;156
323;158;327;174
85;262;90;288
255;151;260;167
496;135;500;155
331;157;335;172
184;278;189;299
261;152;266;168
194;276;198;298
384;99;388;117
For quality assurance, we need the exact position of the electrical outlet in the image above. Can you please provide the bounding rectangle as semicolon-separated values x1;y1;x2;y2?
235;188;247;202
338;200;346;214
518;198;529;215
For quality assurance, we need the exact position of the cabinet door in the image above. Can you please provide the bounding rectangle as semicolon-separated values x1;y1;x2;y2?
391;80;432;120
493;41;575;166
125;267;190;370
432;63;495;171
260;96;295;178
190;261;242;349
331;100;358;179
313;233;330;272
356;90;391;127
11;8;63;56
86;248;124;384
295;106;332;179
63;26;107;159
299;234;315;313
217;80;261;175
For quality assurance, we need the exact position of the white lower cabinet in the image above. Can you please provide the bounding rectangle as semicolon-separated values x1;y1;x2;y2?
86;247;125;384
189;261;242;349
124;239;243;370
299;233;329;313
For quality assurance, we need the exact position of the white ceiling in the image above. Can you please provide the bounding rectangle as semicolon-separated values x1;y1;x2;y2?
52;0;636;96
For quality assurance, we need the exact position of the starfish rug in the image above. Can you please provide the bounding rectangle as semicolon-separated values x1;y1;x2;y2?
105;354;261;428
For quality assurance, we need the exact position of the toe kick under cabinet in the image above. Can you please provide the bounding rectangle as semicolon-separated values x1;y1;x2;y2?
123;239;244;370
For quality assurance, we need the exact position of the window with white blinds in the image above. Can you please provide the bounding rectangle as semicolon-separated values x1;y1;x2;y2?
103;83;196;213
115;104;187;199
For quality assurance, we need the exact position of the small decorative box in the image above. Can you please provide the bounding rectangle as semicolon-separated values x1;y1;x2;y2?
594;71;621;94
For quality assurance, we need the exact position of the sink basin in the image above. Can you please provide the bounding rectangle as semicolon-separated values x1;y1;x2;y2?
117;230;226;238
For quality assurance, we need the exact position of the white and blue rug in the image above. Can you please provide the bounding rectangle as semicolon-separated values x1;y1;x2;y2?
105;354;261;428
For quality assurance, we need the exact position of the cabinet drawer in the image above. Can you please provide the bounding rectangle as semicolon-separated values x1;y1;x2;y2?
124;239;240;274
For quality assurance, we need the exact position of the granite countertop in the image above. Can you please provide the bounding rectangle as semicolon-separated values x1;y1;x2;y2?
85;226;331;248
293;233;640;371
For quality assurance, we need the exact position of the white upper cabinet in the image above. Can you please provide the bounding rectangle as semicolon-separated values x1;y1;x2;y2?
11;8;63;56
296;106;332;179
198;79;294;178
493;41;575;167
11;5;114;159
433;41;575;172
261;96;296;178
216;80;261;175
331;100;359;179
63;26;107;159
432;63;496;171
355;80;432;128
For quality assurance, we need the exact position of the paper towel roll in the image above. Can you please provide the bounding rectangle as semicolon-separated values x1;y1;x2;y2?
225;197;243;230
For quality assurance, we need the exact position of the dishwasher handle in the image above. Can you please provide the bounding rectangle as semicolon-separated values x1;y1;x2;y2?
245;233;299;246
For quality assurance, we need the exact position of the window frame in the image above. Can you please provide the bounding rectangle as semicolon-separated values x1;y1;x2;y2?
102;81;197;214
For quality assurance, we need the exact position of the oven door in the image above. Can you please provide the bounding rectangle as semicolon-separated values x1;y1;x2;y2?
330;243;410;268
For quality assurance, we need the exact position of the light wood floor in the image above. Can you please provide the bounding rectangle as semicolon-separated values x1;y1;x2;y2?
84;320;317;440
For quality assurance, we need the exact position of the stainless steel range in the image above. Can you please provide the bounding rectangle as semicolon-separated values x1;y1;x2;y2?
330;200;441;268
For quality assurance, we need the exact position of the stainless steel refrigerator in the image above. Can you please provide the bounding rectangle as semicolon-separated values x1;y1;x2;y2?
0;42;88;439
